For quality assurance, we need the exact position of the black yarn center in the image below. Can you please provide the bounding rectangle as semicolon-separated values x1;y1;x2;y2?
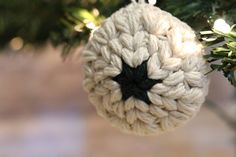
112;60;163;104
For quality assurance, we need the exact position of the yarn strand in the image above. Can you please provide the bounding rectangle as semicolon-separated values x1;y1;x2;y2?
139;0;145;3
131;0;145;3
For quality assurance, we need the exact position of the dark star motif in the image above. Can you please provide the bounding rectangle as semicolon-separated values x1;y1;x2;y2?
112;59;163;104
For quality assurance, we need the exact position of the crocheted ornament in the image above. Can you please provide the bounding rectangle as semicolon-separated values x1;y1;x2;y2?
82;0;209;135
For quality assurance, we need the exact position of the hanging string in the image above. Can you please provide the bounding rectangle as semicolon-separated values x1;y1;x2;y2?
148;0;157;5
131;0;156;5
131;0;144;3
139;0;145;3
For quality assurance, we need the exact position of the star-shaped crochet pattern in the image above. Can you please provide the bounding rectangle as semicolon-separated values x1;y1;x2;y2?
112;60;163;104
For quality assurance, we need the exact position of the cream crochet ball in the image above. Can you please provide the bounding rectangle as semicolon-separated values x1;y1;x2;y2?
82;1;209;135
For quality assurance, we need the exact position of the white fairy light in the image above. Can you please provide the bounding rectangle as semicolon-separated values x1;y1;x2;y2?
92;8;100;17
213;19;231;34
148;0;156;5
86;22;96;30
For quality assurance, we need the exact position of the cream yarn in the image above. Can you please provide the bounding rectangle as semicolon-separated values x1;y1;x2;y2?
82;1;209;136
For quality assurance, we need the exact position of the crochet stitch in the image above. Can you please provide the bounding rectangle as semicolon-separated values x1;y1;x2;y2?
82;0;209;135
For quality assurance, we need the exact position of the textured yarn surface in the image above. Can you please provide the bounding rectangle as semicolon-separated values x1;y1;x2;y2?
82;1;209;136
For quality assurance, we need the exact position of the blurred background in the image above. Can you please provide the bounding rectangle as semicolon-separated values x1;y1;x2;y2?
0;0;235;157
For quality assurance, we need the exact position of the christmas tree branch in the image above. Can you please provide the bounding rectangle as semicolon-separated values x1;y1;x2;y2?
201;22;236;87
0;0;236;87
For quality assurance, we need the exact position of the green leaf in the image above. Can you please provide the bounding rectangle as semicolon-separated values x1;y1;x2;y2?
231;25;236;30
228;31;236;41
210;64;221;70
214;47;230;52
212;51;230;58
227;42;236;52
77;9;96;22
230;71;236;87
200;31;214;35
202;37;217;42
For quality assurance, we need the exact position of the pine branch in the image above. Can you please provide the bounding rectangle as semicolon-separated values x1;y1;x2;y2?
201;24;236;87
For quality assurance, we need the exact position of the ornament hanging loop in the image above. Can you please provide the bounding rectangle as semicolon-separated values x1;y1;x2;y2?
139;0;145;3
131;0;156;5
131;0;145;4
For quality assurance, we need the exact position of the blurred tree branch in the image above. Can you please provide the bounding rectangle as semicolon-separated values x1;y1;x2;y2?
0;0;236;85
